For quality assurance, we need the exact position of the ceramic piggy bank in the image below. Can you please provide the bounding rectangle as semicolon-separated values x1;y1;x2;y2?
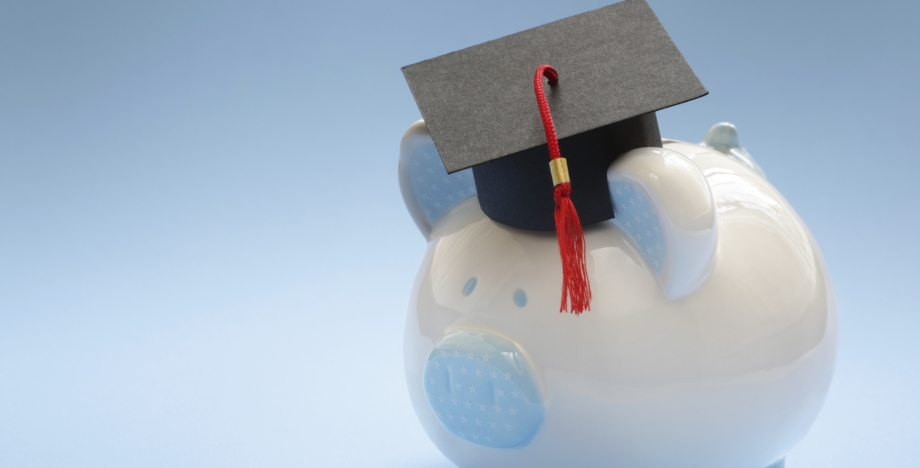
398;120;836;468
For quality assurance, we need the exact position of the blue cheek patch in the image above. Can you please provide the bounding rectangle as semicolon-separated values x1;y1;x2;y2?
407;141;477;225
423;331;544;448
610;181;667;275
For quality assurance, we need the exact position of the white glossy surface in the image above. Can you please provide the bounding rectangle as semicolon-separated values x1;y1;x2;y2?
401;127;836;468
608;147;717;298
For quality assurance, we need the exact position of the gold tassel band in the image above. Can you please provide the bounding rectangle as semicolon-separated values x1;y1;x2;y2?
549;158;570;186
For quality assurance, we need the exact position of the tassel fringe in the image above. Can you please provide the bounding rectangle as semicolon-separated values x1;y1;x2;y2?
554;183;591;314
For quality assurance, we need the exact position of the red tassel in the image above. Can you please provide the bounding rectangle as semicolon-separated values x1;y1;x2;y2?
553;183;591;313
534;64;592;314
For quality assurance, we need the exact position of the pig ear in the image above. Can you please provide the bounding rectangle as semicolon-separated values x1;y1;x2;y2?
399;120;478;238
607;148;717;299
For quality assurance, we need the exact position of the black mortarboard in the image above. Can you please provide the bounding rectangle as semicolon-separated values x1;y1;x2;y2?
401;0;707;232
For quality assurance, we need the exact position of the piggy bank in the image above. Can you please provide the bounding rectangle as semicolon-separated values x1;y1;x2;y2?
398;120;836;468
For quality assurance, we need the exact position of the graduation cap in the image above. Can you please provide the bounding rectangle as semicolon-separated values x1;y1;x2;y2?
401;0;707;313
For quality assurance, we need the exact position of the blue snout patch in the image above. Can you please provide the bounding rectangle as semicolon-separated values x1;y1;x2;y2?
423;331;544;448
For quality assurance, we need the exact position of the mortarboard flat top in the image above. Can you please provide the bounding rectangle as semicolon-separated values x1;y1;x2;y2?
402;0;707;174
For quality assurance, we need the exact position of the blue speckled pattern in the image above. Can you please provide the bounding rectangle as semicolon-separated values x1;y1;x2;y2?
406;141;477;225
423;331;544;448
609;181;666;275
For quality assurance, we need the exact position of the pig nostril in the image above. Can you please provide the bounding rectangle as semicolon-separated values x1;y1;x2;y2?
463;277;478;296
513;289;528;308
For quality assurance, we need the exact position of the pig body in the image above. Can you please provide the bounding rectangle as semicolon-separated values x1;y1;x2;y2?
399;121;835;468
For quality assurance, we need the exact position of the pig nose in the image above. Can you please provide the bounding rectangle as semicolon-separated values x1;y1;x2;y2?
423;331;544;448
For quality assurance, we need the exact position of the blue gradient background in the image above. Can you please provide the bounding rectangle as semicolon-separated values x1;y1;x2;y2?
1;1;917;466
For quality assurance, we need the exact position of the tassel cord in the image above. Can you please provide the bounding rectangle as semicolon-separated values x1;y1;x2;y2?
534;65;592;314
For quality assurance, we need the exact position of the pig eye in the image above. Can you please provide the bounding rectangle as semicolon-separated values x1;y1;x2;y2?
513;289;527;308
463;277;477;296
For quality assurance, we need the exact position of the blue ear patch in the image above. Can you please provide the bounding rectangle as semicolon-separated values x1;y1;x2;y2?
610;181;667;275
423;331;544;448
406;139;477;226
